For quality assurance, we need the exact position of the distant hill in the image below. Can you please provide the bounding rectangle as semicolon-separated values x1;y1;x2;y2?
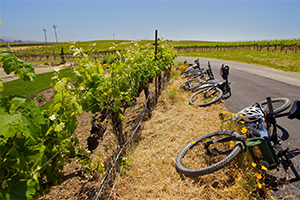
0;36;41;43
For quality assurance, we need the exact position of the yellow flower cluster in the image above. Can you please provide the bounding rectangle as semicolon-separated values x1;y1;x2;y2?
241;127;247;134
251;163;266;189
170;85;177;90
231;113;237;117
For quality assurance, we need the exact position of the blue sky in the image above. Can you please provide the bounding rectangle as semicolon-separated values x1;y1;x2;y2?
1;0;300;42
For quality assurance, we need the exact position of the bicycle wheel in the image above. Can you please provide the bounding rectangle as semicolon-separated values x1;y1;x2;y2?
190;82;216;92
177;78;202;91
176;130;243;177
189;86;223;107
180;69;195;79
258;97;291;114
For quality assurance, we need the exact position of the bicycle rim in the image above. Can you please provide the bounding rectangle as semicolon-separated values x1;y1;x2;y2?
180;72;190;79
176;130;243;177
189;87;223;107
192;82;215;91
177;78;202;91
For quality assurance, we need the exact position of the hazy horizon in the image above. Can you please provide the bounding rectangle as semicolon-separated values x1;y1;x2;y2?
1;0;300;43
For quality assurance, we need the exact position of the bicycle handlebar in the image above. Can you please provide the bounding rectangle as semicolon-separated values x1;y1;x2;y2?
266;97;274;116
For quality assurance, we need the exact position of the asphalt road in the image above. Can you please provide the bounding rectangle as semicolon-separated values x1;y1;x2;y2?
177;56;300;199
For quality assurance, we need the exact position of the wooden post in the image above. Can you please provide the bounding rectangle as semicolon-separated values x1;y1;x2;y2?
154;30;158;61
144;86;152;117
112;109;124;146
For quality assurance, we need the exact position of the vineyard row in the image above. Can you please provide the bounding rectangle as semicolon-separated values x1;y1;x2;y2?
0;39;177;199
174;44;299;54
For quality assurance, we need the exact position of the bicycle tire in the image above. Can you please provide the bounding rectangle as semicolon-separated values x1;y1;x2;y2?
181;68;204;79
176;130;243;177
189;86;223;107
177;78;202;91
180;70;191;78
180;69;196;79
258;97;291;114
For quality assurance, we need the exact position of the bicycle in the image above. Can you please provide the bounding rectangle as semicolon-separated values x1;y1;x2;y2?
175;97;300;180
180;59;212;80
177;61;215;92
188;64;231;107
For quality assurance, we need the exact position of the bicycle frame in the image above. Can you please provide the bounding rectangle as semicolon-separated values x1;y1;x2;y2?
203;100;274;149
203;81;231;99
203;97;300;179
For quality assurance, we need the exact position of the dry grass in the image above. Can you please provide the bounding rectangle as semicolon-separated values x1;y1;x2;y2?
109;77;268;200
38;71;273;200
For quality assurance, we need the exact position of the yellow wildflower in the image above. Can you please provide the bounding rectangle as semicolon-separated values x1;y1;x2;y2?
231;113;237;117
235;177;241;181
252;163;257;167
241;127;247;134
257;182;262;188
261;166;268;171
221;110;226;115
191;141;196;144
230;141;235;147
216;121;219;124
239;114;243;118
256;173;262;180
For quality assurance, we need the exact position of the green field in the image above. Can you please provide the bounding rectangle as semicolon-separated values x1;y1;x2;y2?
0;68;73;97
180;50;300;73
1;38;299;74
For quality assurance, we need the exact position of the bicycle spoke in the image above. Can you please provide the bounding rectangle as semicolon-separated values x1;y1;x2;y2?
192;88;221;105
181;135;236;171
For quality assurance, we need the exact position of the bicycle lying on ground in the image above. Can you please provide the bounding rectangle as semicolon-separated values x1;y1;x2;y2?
177;61;215;92
188;64;231;107
180;59;214;80
176;97;300;180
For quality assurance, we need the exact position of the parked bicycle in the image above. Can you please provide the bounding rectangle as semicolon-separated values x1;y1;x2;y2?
177;61;215;92
176;97;300;180
188;64;231;107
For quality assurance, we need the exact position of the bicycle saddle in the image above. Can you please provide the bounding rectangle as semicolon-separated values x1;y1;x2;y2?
288;100;300;120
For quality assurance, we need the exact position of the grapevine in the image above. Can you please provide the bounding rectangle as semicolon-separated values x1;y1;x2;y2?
0;38;177;199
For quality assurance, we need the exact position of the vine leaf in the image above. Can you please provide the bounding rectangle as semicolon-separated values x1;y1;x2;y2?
0;51;36;82
0;112;22;142
0;97;46;143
